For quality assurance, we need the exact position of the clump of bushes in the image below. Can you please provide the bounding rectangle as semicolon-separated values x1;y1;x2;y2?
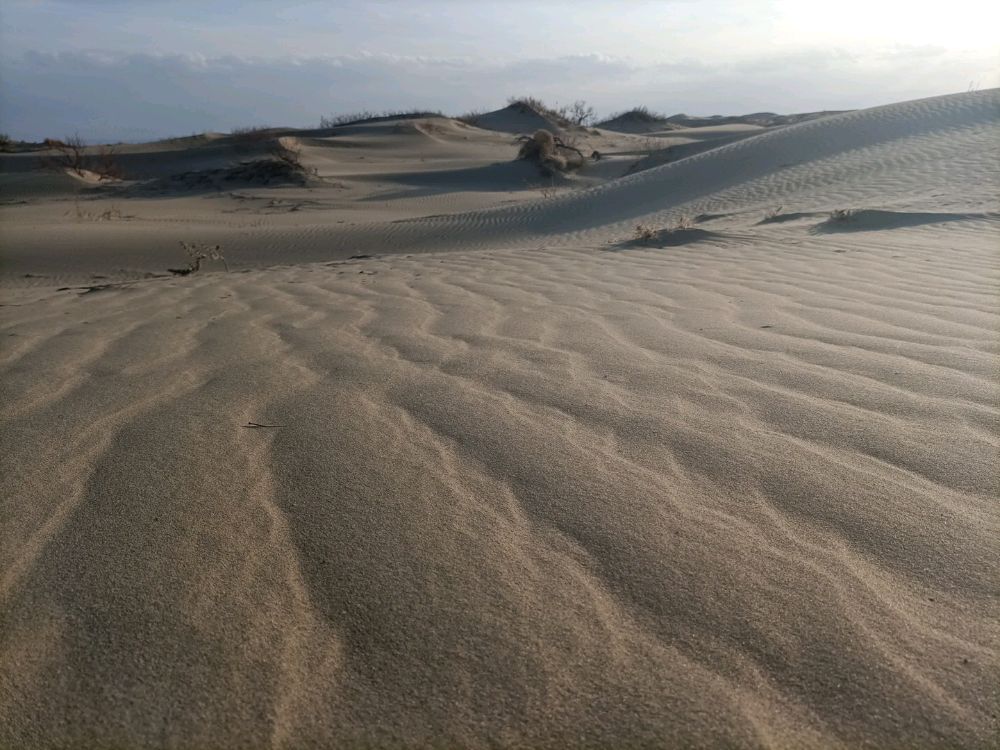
601;106;669;125
268;137;313;173
40;135;123;180
633;224;658;243
456;109;487;126
319;109;443;128
459;99;595;128
230;125;281;150
505;96;596;128
516;129;586;176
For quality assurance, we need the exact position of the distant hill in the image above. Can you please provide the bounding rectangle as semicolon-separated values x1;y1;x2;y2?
462;100;569;135
595;108;681;134
597;108;848;133
665;110;848;128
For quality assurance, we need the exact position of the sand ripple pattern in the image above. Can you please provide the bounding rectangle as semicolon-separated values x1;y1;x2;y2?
1;220;998;747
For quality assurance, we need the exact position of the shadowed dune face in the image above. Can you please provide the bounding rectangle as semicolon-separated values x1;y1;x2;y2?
1;90;999;747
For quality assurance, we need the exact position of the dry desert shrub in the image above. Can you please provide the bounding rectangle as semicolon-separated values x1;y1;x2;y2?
632;215;696;244
506;96;573;128
518;129;558;160
633;224;658;243
41;135;87;176
319;110;442;128
564;100;596;127
67;200;130;222
457;109;486;126
517;129;586;176
231;125;275;141
41;135;123;180
169;242;229;275
94;145;124;180
266;138;320;180
268;138;313;174
231;126;281;156
603;105;669;124
539;179;559;199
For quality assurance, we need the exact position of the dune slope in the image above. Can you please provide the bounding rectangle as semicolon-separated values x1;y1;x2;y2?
1;91;998;748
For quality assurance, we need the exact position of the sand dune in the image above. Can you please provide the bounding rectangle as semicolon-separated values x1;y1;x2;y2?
1;91;998;747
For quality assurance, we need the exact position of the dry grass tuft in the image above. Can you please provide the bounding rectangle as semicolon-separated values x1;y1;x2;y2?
667;215;696;231
319;110;443;128
267;138;317;177
66;200;133;222
633;224;658;243
168;242;229;275
632;215;696;244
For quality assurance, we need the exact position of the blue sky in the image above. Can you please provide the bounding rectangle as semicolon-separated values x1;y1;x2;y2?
1;0;997;142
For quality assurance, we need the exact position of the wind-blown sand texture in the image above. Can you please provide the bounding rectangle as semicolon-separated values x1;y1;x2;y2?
1;90;999;748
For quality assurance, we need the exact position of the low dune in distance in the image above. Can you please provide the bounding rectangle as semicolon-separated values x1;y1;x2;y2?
1;90;998;747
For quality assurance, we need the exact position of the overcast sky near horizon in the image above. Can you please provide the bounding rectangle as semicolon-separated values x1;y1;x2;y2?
1;0;997;142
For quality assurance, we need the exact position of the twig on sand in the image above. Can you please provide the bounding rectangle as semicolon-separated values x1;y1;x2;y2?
244;422;283;429
169;242;229;275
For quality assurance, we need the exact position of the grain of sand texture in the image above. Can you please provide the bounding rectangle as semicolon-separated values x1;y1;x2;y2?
1;91;999;748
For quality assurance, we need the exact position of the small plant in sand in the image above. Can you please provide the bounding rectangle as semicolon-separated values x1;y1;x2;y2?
169;242;229;275
516;129;587;176
94;145;124;180
230;126;281;159
830;208;855;222
666;215;695;231
41;135;123;180
633;215;695;244
633;224;658;243
42;135;88;176
94;205;125;221
506;96;569;126
539;179;559;199
268;138;309;172
67;200;129;222
564;100;596;127
456;109;485;126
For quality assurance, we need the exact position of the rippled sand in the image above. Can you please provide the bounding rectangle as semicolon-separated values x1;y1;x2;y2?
1;91;999;747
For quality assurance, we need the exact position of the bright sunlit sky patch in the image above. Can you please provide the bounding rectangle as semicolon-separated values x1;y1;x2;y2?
1;0;997;141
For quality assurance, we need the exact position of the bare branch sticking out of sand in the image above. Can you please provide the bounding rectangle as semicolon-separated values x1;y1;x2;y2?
168;242;229;275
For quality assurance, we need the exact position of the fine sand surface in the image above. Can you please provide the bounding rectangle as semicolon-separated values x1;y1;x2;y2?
1;91;999;747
